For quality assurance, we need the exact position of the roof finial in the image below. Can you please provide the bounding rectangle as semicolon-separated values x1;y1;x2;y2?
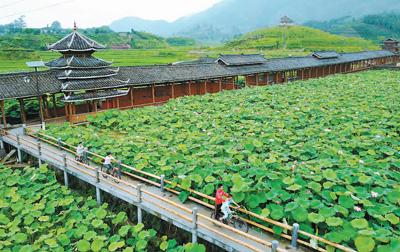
73;21;77;31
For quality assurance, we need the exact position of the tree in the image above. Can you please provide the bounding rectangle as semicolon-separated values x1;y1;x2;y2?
50;21;62;31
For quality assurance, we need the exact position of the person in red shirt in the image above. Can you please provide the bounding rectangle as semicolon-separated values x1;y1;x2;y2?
215;183;229;219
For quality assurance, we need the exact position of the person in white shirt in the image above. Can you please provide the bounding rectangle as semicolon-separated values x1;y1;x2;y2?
103;152;115;174
76;142;85;161
219;197;235;222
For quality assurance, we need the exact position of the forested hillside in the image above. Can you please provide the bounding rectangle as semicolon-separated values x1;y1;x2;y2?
305;13;400;43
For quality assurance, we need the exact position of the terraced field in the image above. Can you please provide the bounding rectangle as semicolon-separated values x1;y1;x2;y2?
45;70;400;251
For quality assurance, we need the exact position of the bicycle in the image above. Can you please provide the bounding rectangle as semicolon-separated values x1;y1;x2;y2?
101;164;120;183
75;150;89;165
211;205;249;233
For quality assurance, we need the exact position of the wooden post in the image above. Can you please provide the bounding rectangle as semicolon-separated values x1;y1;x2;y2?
1;100;6;128
322;66;325;76
130;88;134;107
204;80;207;94
18;99;26;124
137;184;143;223
116;97;120;109
309;68;312;79
255;74;259;86
52;94;57;117
219;79;222;91
192;207;198;243
188;81;192;96
63;153;68;187
171;83;175;98
96;187;102;206
152;84;156;103
301;69;304;80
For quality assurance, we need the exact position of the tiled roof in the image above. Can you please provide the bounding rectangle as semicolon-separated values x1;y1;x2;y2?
48;31;105;52
62;89;130;102
0;50;396;100
216;54;267;66
0;70;61;99
56;68;119;80
61;78;130;91
313;51;340;59
46;56;112;69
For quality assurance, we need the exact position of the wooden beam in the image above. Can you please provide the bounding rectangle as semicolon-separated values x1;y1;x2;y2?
255;74;259;86
116;96;120;109
219;79;222;91
188;81;192;96
93;101;98;112
204;81;207;94
301;69;304;80
38;95;44;122
0;100;6;128
18;99;26;123
171;83;175;98
152;84;156;103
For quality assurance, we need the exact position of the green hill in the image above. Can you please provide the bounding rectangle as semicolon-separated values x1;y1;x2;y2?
225;26;379;52
305;13;400;43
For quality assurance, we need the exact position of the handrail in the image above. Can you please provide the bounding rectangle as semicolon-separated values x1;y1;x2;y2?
18;128;356;252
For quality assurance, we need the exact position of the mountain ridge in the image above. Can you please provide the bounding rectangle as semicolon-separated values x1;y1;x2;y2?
110;0;400;43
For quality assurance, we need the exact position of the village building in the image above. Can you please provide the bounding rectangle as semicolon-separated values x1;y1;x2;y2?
0;28;399;126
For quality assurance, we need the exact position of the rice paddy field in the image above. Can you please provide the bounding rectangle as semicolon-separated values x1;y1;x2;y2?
44;70;400;252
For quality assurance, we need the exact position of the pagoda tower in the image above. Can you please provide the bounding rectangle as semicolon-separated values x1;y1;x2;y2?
45;23;129;120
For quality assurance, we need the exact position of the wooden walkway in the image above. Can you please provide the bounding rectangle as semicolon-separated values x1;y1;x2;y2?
0;126;356;252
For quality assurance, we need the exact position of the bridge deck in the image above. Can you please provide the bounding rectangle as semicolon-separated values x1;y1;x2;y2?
2;127;304;252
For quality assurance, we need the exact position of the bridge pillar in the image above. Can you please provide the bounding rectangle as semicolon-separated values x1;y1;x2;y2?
37;141;42;166
192;207;198;244
62;153;69;187
96;187;102;206
290;223;299;249
16;135;22;163
160;174;165;192
0;138;3;150
271;240;279;252
137;184;143;224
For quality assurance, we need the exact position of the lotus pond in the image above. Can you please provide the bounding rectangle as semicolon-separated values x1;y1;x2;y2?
0;164;205;252
45;70;400;251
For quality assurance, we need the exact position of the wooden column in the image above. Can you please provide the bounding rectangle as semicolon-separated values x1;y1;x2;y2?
255;74;259;86
219;79;222;91
52;94;57;117
86;102;90;113
116;97;120;108
204;81;207;94
130;88;134;107
93;101;98;112
152;84;156;103
18;98;27;124
64;104;69;119
43;95;49;119
309;68;312;79
171;83;175;98
188;81;192;95
0;100;6;128
301;69;304;80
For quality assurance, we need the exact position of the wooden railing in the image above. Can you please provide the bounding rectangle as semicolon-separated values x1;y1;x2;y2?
1;127;356;252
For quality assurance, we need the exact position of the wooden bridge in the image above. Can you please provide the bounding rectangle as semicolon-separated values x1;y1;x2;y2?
0;125;356;252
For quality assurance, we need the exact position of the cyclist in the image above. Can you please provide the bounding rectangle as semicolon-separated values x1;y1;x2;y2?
219;196;236;222
215;184;229;219
76;142;85;162
103;152;115;175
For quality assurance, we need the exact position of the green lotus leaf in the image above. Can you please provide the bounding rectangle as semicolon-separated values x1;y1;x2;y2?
355;236;375;252
307;181;322;192
118;225;131;237
282;177;295;185
136;239;147;251
44;238;58;248
91;238;105;252
308;213;325;223
94;208;107;219
112;212;127;225
384;213;399;225
109;241;125;252
284;202;299;212
160;240;168;251
326;217;343;227
270;204;284;220
287;184;302;191
57;234;70;246
0;214;10;225
351;218;369;229
358;229;376;236
292;207;308;222
13;232;28;244
83;231;97;241
322;169;337;181
91;219;103;228
77;239;91;252
261;208;270;217
338;195;355;209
